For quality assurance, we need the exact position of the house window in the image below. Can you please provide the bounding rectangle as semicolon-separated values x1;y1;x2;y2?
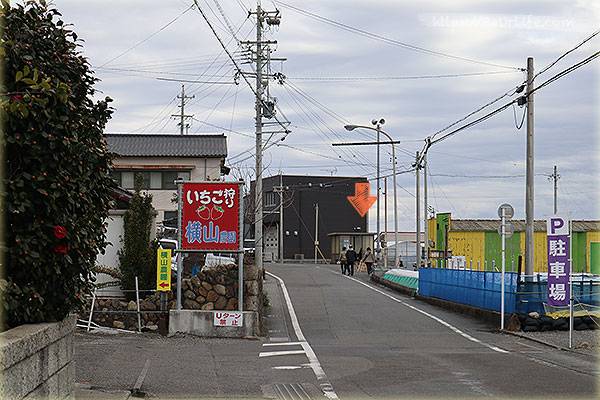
163;211;178;228
114;170;191;190
264;192;276;207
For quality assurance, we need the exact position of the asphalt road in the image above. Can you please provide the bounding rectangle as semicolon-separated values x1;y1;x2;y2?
265;262;598;399
74;262;598;399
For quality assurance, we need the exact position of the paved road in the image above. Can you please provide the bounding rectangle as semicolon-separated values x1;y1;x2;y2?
265;262;598;399
74;262;598;399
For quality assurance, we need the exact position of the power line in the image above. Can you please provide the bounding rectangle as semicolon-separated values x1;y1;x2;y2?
287;70;519;81
275;1;522;71
192;0;291;134
99;4;195;67
534;28;600;81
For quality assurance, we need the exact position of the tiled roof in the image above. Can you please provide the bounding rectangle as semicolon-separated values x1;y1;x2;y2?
450;219;600;232
105;134;227;158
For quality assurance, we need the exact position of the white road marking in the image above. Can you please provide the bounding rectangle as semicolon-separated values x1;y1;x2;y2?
259;350;306;358
266;271;339;400
263;341;305;347
272;366;304;370
342;273;509;354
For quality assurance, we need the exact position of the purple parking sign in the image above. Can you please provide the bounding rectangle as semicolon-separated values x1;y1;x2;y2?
546;216;570;307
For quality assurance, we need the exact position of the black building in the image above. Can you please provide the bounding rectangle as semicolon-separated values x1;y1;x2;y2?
246;175;368;261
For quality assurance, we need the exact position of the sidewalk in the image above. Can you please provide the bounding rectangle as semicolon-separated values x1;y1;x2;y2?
517;328;600;354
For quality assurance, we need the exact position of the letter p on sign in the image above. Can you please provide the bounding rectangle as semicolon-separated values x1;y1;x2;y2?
547;216;568;236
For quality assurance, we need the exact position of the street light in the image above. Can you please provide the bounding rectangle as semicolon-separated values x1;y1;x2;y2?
344;121;400;268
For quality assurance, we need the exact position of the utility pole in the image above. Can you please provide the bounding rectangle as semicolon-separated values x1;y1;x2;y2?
376;125;381;266
314;202;319;264
384;177;388;269
247;2;281;275
279;172;284;263
525;57;535;277
172;84;194;135
416;152;421;269
423;152;428;268
550;165;560;214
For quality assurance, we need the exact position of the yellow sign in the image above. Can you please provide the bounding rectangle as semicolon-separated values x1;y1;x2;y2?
156;248;172;291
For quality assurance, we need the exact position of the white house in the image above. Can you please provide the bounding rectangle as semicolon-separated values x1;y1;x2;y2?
95;134;228;280
105;133;229;227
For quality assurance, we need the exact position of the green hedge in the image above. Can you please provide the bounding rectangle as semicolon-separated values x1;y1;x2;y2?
1;0;114;329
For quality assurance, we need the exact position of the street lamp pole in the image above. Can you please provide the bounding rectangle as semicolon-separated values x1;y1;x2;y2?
375;122;381;265
344;121;399;268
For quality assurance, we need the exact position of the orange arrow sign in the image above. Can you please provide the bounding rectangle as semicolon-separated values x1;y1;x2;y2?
347;182;376;217
158;282;169;289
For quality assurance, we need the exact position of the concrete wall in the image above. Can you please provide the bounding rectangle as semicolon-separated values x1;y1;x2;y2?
169;310;259;338
0;315;76;399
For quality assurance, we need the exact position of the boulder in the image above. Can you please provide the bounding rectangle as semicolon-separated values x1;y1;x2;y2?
201;281;213;291
140;300;157;311
226;298;238;311
505;314;521;332
183;299;201;310
201;302;214;311
207;291;219;302
226;286;235;298
214;284;226;296
190;275;201;289
215;296;227;310
146;324;159;332
113;320;125;329
184;290;196;300
127;300;137;311
198;286;209;297
528;311;540;319
195;295;206;304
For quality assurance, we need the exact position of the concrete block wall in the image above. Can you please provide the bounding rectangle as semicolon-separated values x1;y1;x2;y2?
0;315;76;399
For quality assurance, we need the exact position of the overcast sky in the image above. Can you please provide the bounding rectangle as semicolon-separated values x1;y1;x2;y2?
55;0;599;229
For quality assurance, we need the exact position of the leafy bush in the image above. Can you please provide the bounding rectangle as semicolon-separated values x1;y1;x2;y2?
118;175;156;296
1;0;114;329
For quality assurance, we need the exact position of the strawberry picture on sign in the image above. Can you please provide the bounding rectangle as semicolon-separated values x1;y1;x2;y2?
181;182;241;251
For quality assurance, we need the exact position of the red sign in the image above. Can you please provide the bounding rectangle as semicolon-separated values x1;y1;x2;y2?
181;182;241;251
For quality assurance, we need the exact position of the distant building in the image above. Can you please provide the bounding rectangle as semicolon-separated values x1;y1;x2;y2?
428;213;600;273
105;133;228;227
246;175;370;261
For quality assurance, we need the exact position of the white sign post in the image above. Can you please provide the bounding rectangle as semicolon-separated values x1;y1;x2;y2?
498;203;514;331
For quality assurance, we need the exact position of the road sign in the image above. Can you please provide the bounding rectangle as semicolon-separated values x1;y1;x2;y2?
347;182;376;217
181;182;241;251
213;311;243;327
156;248;172;291
497;203;514;219
546;216;570;307
497;222;514;237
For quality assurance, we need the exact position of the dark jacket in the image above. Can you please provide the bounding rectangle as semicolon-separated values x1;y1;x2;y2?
346;249;357;263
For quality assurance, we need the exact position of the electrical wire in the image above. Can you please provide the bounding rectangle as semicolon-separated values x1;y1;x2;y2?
287;70;520;81
192;0;291;135
99;4;196;67
512;102;527;130
534;28;600;81
275;1;522;71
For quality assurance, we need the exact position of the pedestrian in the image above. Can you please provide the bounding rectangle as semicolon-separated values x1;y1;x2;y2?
339;246;347;275
362;247;375;275
345;245;357;276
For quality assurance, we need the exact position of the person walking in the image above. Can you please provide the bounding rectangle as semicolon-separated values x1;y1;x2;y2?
362;247;375;275
339;246;347;275
346;245;357;277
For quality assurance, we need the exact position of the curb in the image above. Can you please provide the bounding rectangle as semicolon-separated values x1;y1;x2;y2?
500;329;563;350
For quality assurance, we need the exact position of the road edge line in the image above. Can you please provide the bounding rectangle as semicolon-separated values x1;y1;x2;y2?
266;270;339;400
341;273;509;354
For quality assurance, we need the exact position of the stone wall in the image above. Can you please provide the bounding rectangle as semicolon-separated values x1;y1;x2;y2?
0;315;76;399
89;262;264;333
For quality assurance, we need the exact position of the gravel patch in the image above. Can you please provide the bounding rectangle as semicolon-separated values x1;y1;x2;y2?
520;329;600;354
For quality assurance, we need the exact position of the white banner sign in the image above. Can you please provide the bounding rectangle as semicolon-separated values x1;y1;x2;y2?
213;311;243;327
